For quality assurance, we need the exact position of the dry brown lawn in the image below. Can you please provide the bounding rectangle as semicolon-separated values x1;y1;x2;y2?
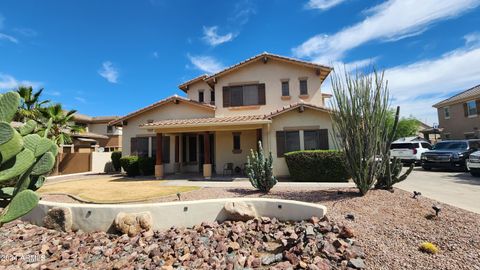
38;177;200;203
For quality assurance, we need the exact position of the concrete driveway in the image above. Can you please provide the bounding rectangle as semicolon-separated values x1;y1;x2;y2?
396;167;480;214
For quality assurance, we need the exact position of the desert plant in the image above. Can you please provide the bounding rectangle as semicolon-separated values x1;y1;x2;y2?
331;68;390;195
246;141;277;193
14;86;50;122
419;242;438;254
0;91;58;226
120;156;140;177
375;106;414;190
284;150;350;182
138;156;155;176
111;151;122;171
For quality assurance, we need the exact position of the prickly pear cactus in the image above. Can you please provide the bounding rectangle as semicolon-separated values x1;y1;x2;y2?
246;141;277;193
0;91;58;226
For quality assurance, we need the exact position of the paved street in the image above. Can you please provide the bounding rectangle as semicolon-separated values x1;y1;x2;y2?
396;167;480;214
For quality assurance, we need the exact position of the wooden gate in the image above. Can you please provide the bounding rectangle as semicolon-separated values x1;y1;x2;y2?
58;153;91;175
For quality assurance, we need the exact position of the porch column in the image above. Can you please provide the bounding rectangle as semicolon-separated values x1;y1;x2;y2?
203;132;212;179
174;135;180;173
256;128;263;151
155;133;164;179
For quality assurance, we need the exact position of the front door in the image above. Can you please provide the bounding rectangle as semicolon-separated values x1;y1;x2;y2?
198;133;215;173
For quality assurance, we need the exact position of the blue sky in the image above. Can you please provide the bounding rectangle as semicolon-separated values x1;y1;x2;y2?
1;0;480;125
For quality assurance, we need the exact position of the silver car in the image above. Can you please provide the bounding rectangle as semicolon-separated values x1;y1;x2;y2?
467;151;480;177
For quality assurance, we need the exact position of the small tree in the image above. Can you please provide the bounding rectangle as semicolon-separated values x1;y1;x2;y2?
246;141;277;193
331;68;390;195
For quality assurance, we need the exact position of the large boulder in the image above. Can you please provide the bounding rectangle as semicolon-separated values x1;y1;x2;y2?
43;207;73;232
114;211;153;237
224;201;257;221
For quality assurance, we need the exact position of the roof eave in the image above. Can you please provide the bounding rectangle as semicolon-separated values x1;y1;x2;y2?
140;119;272;129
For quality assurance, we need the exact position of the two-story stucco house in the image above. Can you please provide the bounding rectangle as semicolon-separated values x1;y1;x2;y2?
433;84;480;139
69;114;123;153
109;52;334;178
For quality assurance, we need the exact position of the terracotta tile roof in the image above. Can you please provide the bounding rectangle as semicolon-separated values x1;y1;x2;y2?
109;95;216;126
266;102;332;118
433;84;480;108
71;132;109;140
178;74;208;92
141;115;268;128
73;113;120;123
179;52;333;91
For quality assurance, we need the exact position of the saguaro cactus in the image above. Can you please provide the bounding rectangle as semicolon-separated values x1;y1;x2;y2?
246;141;277;193
0;91;58;226
375;106;414;190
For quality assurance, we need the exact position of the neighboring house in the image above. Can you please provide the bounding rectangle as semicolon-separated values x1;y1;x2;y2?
67;113;123;153
417;121;442;143
110;52;334;178
433;84;480;139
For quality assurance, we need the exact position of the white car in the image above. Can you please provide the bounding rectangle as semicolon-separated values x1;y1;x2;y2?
467;151;480;177
390;137;432;165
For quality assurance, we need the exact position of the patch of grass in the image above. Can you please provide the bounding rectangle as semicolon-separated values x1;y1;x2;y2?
419;242;439;254
38;177;199;203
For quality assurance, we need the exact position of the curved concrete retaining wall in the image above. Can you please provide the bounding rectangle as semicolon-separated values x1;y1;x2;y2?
23;198;327;232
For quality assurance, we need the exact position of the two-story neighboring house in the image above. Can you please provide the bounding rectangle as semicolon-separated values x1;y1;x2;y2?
68;113;123;153
110;52;334;178
433;84;480;139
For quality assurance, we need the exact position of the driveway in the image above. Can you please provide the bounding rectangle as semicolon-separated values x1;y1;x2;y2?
396;168;480;214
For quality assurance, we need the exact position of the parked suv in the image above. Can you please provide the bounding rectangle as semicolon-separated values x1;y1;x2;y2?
390;137;432;165
421;140;480;171
467;151;480;177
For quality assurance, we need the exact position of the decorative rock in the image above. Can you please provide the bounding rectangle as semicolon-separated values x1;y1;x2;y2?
224;201;258;221
339;226;355;238
114;212;153;237
43;207;73;232
348;258;365;269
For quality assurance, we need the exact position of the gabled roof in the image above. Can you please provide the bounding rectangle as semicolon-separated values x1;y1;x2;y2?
179;52;333;92
73;113;120;124
266;102;332;118
140;115;269;128
109;95;215;126
433;84;480;108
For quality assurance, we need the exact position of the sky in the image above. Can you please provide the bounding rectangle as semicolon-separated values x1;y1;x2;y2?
1;0;480;125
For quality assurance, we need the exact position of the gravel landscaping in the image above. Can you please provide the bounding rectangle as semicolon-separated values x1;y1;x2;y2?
3;187;480;269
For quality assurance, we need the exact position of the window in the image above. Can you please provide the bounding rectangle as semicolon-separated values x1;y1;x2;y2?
199;90;204;103
281;80;289;96
304;130;329;150
233;132;241;153
421;143;432;149
299;79;308;95
465;100;478;117
222;83;266;107
130;137;149;157
107;125;113;133
444;107;450;119
210;90;215;104
276;131;300;157
151;136;170;163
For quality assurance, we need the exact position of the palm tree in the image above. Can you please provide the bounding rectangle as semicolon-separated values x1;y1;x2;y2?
14;86;50;122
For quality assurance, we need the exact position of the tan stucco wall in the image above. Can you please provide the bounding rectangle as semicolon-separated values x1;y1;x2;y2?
186;81;214;104
214;129;258;174
213;59;326;117
437;102;480;139
267;108;336;176
121;101;215;158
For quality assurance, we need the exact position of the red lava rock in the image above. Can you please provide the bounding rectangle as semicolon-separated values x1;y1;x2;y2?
339;226;355;238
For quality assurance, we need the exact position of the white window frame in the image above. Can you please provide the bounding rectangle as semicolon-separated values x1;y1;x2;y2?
443;106;450;119
467;100;477;118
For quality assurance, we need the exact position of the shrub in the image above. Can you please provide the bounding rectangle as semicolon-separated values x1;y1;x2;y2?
246;141;277;193
111;151;122;172
138;156;155;176
119;156;139;177
419;242;438;254
285;150;350;182
104;161;115;173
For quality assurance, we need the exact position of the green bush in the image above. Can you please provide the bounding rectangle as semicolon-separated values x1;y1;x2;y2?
119;156;139;177
138;156;155;176
111;151;122;172
284;150;350;182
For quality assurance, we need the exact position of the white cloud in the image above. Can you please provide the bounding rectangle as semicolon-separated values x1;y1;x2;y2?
0;73;40;90
74;97;86;103
187;55;225;74
98;61;119;83
230;0;256;25
45;90;61;96
305;0;348;10
293;0;480;63
202;26;235;46
0;33;18;43
464;32;480;47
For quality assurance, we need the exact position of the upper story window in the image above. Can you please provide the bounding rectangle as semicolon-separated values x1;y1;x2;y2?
222;83;266;107
281;80;290;96
299;79;308;95
107;125;113;133
464;100;478;117
210;90;215;104
443;106;450;119
199;90;204;103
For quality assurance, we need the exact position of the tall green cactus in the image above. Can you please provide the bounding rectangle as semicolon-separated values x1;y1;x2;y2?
246;141;277;193
375;106;414;190
0;91;58;226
